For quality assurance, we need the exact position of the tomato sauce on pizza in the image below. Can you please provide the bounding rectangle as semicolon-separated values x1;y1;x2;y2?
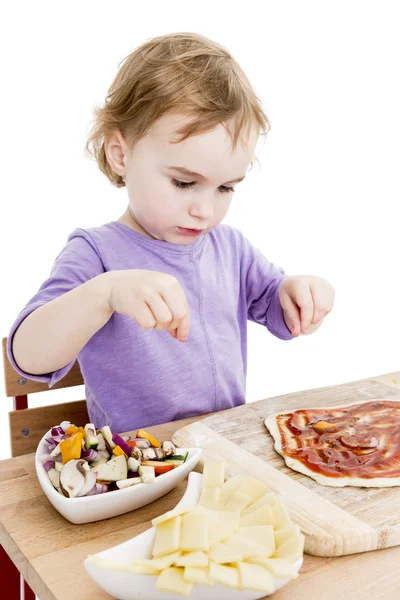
272;400;400;479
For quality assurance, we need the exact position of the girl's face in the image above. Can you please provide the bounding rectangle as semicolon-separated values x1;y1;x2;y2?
107;112;259;244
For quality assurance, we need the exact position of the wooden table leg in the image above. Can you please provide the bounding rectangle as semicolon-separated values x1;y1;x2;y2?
1;545;36;600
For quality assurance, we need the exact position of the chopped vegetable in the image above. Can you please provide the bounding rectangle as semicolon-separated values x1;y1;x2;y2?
43;460;55;471
59;421;72;433
60;432;83;464
112;433;134;457
49;443;61;458
65;425;85;436
96;433;106;451
128;456;140;472
60;459;86;497
163;455;187;468
141;447;157;461
76;464;97;497
137;429;161;448
139;465;156;484
141;461;175;475
94;455;128;482
82;449;99;461
116;478;143;489
84;424;99;450
131;438;151;449
162;441;176;456
113;445;128;459
101;426;116;450
48;468;61;493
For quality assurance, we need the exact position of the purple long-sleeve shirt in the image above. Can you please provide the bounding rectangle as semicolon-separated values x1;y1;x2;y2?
7;221;293;433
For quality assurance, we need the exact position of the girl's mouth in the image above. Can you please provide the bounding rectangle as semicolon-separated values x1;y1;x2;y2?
176;227;205;237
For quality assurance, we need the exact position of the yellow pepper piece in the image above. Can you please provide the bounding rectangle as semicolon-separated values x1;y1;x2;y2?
65;425;79;435
113;445;128;459
313;421;336;431
65;425;86;436
137;429;160;448
60;432;83;464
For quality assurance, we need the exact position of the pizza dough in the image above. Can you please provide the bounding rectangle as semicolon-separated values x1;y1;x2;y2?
264;399;400;487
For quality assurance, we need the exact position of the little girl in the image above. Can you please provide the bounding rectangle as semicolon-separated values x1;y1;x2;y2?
7;32;334;433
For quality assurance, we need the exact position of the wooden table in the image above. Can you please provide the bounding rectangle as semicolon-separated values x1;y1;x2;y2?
2;373;400;600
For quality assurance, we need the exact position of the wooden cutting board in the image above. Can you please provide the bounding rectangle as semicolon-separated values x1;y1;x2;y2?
172;373;400;558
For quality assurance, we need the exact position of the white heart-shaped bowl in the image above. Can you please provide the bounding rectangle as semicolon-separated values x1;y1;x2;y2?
84;472;303;599
35;428;203;524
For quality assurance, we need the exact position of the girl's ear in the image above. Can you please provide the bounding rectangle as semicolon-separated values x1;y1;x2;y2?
104;129;128;177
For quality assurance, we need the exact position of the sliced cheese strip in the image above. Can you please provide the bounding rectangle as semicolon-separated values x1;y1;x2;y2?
247;557;299;579
206;508;239;545
131;550;181;571
206;509;240;531
208;542;243;564
218;475;248;505
129;564;160;575
271;501;293;530
180;509;209;552
202;460;225;489
223;490;252;512
198;487;221;510
242;492;277;516
235;477;267;507
175;551;208;567
151;504;196;526
208;520;236;546
209;562;241;590
239;504;274;528
274;525;301;547
153;516;181;558
183;566;215;586
238;561;275;594
275;534;305;562
222;534;269;559
156;566;193;596
237;525;275;556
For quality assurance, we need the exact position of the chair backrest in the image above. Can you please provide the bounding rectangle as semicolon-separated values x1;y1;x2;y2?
2;337;89;456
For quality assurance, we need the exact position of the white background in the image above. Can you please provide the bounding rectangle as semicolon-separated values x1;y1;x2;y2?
1;0;399;461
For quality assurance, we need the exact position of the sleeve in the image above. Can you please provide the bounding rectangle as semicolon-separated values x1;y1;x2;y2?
6;230;106;387
240;233;294;341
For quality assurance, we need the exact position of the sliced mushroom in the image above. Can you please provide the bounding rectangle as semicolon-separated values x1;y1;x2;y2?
141;447;156;461
76;462;97;497
154;447;165;460
131;447;142;461
60;459;86;498
48;467;62;493
162;441;176;456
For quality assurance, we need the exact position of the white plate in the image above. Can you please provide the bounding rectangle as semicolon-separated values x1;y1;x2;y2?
84;472;303;599
35;428;202;524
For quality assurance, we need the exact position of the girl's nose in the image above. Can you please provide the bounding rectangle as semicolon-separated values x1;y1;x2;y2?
189;198;214;220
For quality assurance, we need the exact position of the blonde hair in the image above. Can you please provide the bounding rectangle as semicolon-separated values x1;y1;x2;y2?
85;32;270;188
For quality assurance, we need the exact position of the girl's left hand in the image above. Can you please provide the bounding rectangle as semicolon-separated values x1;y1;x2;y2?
279;275;335;336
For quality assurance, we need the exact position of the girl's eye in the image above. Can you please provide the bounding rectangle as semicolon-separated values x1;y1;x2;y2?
171;179;234;194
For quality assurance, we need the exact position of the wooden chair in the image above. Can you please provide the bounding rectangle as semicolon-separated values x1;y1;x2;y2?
1;336;89;600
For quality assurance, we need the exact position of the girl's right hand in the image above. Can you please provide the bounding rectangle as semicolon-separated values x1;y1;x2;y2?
105;270;190;342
